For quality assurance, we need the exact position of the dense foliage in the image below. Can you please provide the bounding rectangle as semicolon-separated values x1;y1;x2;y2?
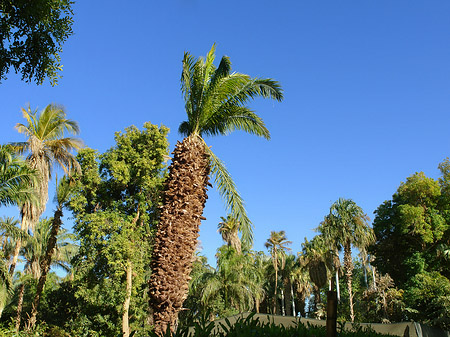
0;0;74;85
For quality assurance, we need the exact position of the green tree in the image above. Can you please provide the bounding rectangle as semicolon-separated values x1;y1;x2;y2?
371;169;450;329
264;230;292;314
0;0;74;85
148;44;283;334
218;214;241;254
27;177;74;329
13;218;75;331
321;198;374;322
0;145;36;208
10;104;81;276
299;236;328;316
68;123;169;337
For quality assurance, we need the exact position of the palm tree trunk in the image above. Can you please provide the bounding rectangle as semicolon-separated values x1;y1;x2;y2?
9;239;21;276
122;260;132;337
335;271;340;302
290;281;296;316
27;209;62;329
343;242;355;322
281;288;285;316
274;266;278;314
15;283;25;331
148;135;210;336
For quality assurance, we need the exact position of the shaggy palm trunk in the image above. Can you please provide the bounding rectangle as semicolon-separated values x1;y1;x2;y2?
149;135;210;335
27;209;62;329
122;260;132;337
343;241;355;322
15;283;25;331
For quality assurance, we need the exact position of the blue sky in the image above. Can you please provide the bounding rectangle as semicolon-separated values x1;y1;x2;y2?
1;1;450;265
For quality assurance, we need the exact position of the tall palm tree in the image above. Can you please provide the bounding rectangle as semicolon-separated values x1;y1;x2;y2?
27;177;74;329
148;45;283;334
9;104;81;276
320;198;375;322
0;145;37;208
218;214;241;254
264;230;292;314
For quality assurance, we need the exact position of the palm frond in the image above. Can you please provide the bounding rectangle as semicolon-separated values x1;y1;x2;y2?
206;147;253;245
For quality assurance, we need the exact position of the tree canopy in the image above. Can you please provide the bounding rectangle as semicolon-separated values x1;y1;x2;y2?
0;0;74;85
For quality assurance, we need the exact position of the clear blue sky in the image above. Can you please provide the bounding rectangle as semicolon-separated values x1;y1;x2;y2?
1;1;450;265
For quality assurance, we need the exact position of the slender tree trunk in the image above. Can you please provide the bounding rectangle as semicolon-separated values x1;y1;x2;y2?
9;239;21;276
27;209;62;329
344;242;355;322
335;271;340;302
290;281;296;316
274;265;278;314
15;283;25;331
281;288;285;316
122;260;132;337
148;135;210;335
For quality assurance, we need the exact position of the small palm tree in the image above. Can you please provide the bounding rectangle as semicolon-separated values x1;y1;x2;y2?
0;145;37;208
148;45;282;334
320;198;375;322
27;177;74;329
218;214;241;254
14;218;75;331
299;236;329;316
264;230;292;314
10;105;81;276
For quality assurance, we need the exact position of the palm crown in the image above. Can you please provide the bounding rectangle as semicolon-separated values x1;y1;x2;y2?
180;44;283;244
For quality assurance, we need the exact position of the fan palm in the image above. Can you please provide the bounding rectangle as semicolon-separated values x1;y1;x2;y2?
9;104;81;275
299;236;329;315
264;230;292;314
218;214;241;254
320;198;375;322
148;44;282;334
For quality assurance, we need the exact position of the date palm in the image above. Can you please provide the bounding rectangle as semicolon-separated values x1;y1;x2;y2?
320;198;375;322
264;230;292;314
9;104;81;275
148;44;282;334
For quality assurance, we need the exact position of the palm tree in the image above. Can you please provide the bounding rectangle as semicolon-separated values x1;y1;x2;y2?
0;145;37;208
14;218;75;331
299;236;329;316
0;217;30;317
218;214;241;254
148;45;282;334
264;230;292;314
27;177;74;329
320;198;375;322
9;104;81;276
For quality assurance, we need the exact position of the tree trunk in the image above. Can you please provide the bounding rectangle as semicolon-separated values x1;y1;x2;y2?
344;242;355;322
274;264;278;314
281;288;285;316
15;283;25;331
335;271;340;302
9;239;21;276
122;261;132;337
290;281;296;316
27;209;62;329
148;135;210;335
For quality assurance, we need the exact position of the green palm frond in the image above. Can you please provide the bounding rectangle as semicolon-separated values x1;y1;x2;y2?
0;217;30;243
206;147;253;245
